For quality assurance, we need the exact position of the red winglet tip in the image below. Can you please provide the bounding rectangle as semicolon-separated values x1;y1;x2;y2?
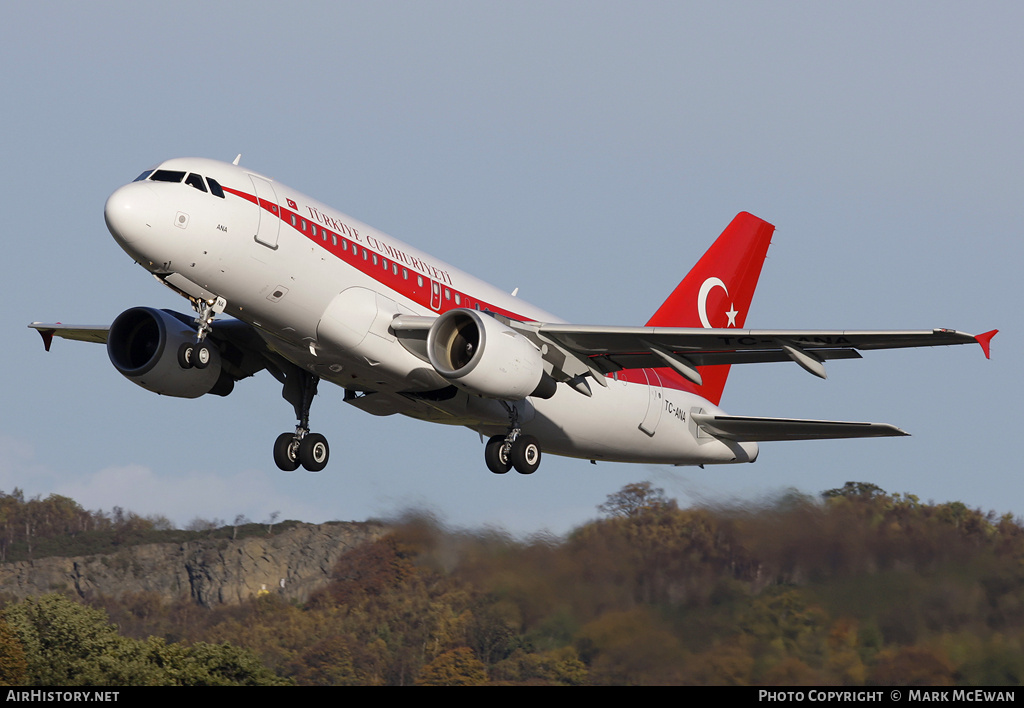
975;329;998;359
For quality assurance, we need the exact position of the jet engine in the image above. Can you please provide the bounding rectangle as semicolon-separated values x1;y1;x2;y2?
427;308;556;400
107;307;231;398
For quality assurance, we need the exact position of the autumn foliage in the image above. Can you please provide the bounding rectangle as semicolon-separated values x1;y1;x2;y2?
3;481;1024;685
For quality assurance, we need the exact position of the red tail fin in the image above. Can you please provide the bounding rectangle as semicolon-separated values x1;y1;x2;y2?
647;212;775;405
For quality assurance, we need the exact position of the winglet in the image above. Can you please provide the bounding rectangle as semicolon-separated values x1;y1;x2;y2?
31;323;56;352
975;329;998;359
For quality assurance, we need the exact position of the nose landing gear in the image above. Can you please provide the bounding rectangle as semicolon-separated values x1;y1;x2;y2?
177;296;226;370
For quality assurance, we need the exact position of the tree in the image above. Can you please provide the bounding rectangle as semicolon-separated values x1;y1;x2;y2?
822;482;887;500
416;647;488;686
598;482;676;519
0;618;27;686
3;594;143;685
232;514;250;540
3;595;284;686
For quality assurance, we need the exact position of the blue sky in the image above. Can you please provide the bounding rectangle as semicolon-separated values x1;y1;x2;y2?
2;2;1019;534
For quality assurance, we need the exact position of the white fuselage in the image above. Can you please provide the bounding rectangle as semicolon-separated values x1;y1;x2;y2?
103;157;757;466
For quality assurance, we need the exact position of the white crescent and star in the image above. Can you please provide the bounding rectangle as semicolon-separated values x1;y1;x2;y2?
698;277;739;328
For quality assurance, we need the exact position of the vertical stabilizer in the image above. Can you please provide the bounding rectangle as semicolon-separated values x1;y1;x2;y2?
646;212;775;405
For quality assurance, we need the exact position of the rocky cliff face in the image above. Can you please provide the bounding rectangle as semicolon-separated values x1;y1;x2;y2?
0;522;387;607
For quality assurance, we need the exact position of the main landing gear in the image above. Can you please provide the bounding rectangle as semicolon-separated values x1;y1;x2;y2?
273;367;330;472
485;402;542;475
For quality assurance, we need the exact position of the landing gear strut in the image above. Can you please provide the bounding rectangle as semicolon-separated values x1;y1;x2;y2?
485;403;542;475
274;367;330;472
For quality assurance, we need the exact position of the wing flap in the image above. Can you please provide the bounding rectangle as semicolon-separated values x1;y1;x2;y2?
602;347;862;372
538;325;982;355
691;413;909;442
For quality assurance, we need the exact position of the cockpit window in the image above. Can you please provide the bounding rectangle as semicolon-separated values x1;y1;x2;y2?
150;169;186;183
145;169;226;198
207;177;225;198
184;173;207;193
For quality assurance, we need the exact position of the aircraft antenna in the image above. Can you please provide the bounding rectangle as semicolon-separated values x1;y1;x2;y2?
233;154;242;166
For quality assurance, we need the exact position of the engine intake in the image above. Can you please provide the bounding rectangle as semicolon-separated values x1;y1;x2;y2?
107;307;229;398
427;309;555;400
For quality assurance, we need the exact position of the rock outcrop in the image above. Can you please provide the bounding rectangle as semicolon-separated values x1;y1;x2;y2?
0;522;387;607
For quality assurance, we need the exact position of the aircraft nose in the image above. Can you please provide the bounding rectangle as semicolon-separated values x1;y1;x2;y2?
104;182;158;248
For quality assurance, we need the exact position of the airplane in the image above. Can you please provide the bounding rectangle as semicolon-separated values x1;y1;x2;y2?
30;156;997;475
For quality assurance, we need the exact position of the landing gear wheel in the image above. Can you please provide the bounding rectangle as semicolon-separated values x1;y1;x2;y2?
485;435;512;474
299;433;330;472
177;342;195;369
192;344;211;369
510;435;541;475
273;433;300;472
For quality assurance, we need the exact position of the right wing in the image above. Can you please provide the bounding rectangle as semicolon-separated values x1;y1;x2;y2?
28;323;109;351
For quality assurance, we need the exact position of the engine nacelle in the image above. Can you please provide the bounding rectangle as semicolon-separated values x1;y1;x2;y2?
427;308;555;400
107;307;226;398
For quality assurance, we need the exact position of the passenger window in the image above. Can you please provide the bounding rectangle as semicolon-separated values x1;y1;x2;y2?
184;173;207;193
207;177;225;198
455;293;461;305
150;170;186;183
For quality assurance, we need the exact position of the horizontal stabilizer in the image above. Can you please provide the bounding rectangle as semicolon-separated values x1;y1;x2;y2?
691;413;908;442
